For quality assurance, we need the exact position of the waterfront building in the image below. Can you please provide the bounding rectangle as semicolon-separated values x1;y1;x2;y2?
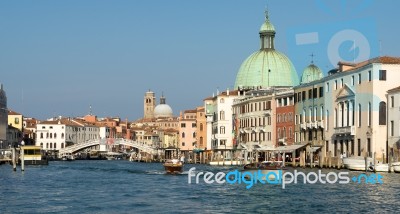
275;88;295;146
387;86;400;160
178;109;197;159
196;106;207;150
22;117;39;145
35;118;99;152
205;89;239;161
294;62;325;151
0;84;7;148
7;125;21;147
7;110;23;132
322;56;400;160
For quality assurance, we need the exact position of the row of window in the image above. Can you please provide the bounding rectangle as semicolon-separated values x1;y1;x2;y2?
294;87;324;103
180;123;196;128
40;142;65;150
240;116;271;127
240;132;272;142
327;70;387;92
277;113;294;123
181;132;196;138
235;101;272;114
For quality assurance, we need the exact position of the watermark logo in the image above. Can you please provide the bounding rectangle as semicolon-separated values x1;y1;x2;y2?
188;167;383;189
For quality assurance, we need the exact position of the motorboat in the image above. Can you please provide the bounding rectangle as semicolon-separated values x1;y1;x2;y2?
105;152;123;160
370;163;389;172
391;162;400;173
163;159;183;174
342;156;373;171
61;153;75;161
242;161;285;180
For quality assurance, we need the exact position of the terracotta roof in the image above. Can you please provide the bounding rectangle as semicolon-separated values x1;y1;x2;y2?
184;109;197;113
7;110;22;115
388;86;400;93
341;56;400;72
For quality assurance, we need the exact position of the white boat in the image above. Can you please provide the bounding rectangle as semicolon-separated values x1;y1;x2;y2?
342;156;373;171
392;162;400;173
60;153;75;161
371;163;389;172
105;152;123;160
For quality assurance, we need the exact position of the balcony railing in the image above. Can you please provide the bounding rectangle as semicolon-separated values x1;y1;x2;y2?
318;120;324;128
334;126;356;136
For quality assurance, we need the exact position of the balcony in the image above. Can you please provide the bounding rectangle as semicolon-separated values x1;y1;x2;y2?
318;120;324;128
306;122;312;129
334;126;356;136
300;124;307;130
313;121;318;129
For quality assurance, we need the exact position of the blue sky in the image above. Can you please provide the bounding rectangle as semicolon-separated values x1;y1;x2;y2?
1;0;399;120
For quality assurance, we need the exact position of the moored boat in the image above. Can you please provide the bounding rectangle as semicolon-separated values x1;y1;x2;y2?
342;156;373;171
163;159;183;174
392;162;400;173
60;153;75;161
242;161;285;180
370;163;389;172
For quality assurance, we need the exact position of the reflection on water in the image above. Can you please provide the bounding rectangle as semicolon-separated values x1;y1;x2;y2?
1;161;399;213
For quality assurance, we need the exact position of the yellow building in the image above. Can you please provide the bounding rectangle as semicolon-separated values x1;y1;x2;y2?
8;110;23;131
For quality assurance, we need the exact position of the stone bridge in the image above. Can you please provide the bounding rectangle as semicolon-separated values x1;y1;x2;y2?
58;138;157;155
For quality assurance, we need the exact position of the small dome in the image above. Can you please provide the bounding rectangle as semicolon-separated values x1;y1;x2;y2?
260;20;275;32
154;104;173;118
301;64;324;84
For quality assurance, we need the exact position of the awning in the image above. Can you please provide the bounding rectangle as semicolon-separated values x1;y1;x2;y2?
310;146;322;152
256;145;276;151
275;144;307;153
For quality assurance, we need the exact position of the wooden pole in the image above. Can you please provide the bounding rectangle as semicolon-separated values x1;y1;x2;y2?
12;148;16;171
21;147;25;171
292;151;296;167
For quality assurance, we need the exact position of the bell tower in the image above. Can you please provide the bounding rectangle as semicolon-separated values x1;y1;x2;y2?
144;90;156;119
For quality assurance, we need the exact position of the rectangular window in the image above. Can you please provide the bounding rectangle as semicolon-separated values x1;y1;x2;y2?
358;73;361;84
341;78;343;88
358;104;362;127
326;82;330;92
319;87;324;97
181;123;186;128
192;123;196;128
379;70;386;81
335;80;337;90
391;96;394;108
367;138;371;157
294;93;297;103
302;91;306;101
391;120;394;136
368;70;372;82
308;89;312;99
351;75;354;85
313;88;317;98
357;139;361;156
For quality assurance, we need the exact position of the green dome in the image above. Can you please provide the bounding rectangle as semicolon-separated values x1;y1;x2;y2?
300;64;323;84
260;20;275;32
234;12;299;89
234;49;299;88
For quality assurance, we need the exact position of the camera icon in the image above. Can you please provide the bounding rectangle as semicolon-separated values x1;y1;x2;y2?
286;18;379;72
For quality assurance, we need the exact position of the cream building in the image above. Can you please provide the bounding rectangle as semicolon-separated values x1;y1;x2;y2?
387;86;400;160
323;57;400;160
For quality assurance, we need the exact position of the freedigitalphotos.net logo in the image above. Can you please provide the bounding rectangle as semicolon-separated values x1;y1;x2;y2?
188;167;383;189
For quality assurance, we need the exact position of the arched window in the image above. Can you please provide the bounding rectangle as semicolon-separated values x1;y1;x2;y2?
61;143;64;149
182;132;185;138
193;132;196;138
54;133;57;139
200;123;203;131
379;101;386;125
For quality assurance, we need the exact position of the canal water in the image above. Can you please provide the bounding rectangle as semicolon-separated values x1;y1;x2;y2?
1;161;399;213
